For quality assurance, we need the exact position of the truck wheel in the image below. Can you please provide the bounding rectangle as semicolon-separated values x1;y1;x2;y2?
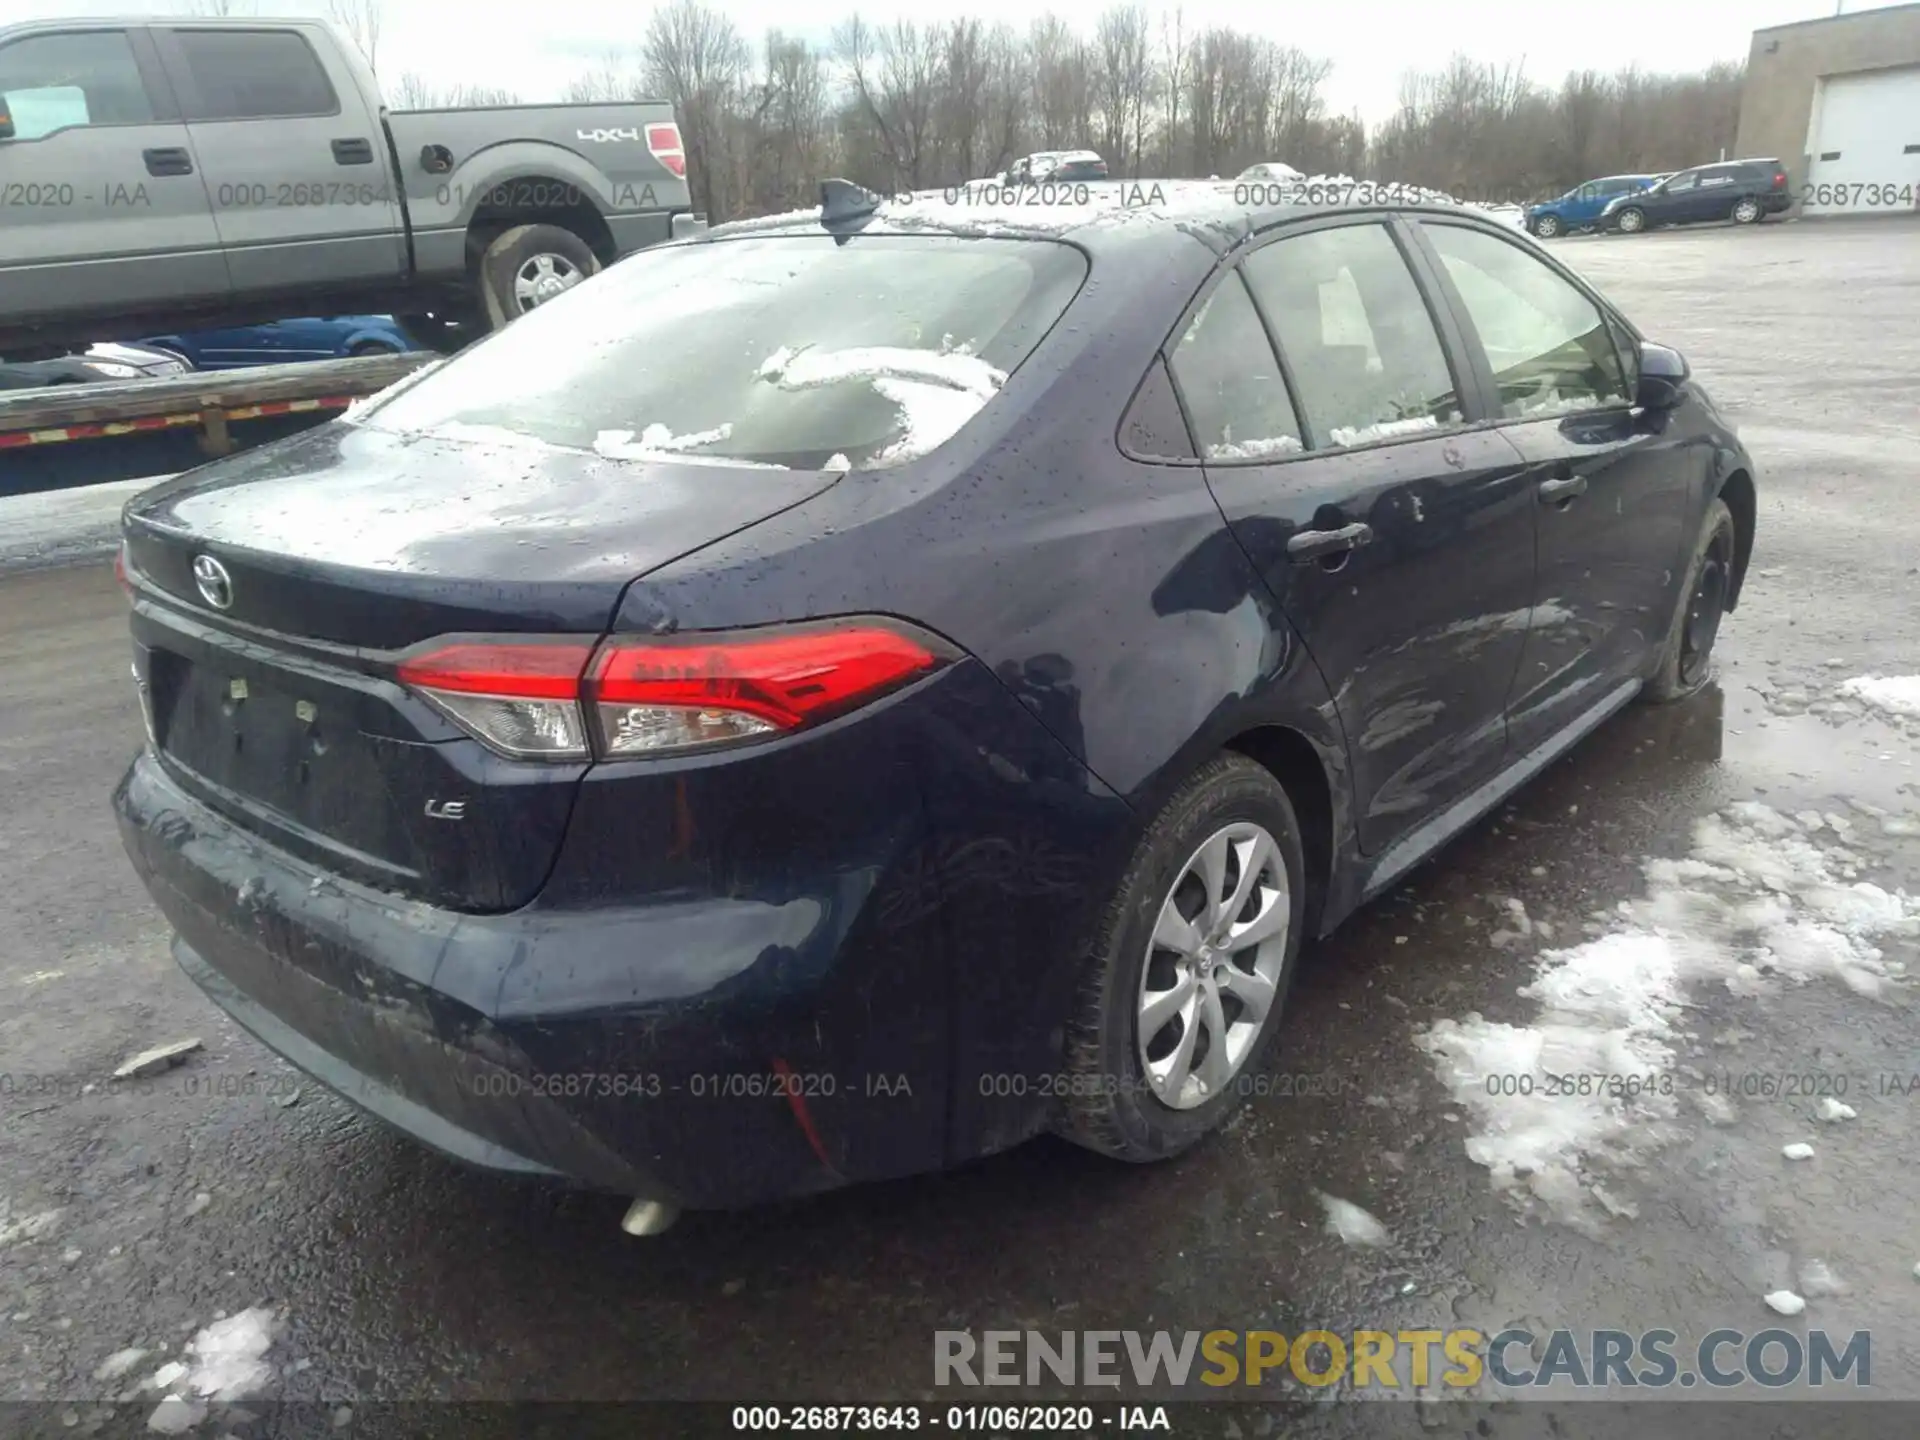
477;224;599;330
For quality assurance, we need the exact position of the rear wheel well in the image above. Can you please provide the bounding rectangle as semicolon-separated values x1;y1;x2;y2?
1225;727;1334;939
1718;469;1755;608
464;186;617;271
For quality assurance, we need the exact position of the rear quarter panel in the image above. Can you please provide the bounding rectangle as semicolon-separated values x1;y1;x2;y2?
384;111;690;275
609;227;1356;1157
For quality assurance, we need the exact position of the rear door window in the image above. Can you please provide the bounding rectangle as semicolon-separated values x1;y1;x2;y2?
167;30;337;119
1241;222;1464;450
1422;222;1630;419
1166;272;1303;460
358;234;1088;469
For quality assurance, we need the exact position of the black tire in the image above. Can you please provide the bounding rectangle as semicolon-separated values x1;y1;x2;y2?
1644;497;1738;703
1531;214;1561;239
1057;753;1307;1162
476;223;600;330
348;340;397;357
1731;196;1762;225
1614;206;1647;235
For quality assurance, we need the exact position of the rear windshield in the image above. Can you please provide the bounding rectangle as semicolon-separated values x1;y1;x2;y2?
356;234;1088;469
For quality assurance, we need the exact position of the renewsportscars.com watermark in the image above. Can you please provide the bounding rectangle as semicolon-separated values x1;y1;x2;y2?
934;1328;1872;1391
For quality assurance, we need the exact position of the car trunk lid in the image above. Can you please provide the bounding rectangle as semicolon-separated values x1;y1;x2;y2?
122;420;840;911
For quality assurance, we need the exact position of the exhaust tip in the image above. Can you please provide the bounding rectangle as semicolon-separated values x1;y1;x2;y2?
620;1198;681;1236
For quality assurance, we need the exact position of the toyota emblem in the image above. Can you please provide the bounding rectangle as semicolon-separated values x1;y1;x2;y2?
192;554;234;610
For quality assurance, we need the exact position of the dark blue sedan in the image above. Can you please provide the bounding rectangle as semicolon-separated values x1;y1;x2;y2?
110;182;1755;1232
141;316;415;370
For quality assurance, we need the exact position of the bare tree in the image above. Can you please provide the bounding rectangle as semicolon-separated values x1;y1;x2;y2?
641;0;750;219
392;73;520;108
336;1;1744;224
391;71;436;109
189;0;257;15
329;0;382;76
1092;5;1151;176
1158;4;1187;173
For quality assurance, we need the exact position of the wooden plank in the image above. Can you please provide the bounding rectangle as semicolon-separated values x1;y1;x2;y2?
0;353;437;434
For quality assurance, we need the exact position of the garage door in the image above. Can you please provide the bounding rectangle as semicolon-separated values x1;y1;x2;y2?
1803;64;1920;215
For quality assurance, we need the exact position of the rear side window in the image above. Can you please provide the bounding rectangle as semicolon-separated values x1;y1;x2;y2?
1166;272;1303;460
359;234;1088;469
1242;222;1463;449
1422;223;1630;419
0;31;154;135
169;30;336;120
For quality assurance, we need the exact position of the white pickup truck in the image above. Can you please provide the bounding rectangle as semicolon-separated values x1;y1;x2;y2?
0;16;696;355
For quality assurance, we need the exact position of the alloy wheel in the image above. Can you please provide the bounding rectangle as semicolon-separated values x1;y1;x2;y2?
513;253;586;313
1136;822;1290;1110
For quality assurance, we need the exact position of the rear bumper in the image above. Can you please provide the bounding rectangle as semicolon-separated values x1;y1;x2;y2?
113;657;1134;1208
114;747;920;1207
606;209;676;256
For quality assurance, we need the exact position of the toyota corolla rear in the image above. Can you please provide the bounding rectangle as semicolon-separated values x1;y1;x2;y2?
111;223;1099;1210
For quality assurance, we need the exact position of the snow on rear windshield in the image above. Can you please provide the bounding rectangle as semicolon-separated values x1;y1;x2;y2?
357;234;1087;470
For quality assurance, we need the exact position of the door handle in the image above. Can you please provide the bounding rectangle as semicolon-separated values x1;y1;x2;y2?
1538;472;1587;504
331;137;375;165
1286;522;1373;562
143;147;193;176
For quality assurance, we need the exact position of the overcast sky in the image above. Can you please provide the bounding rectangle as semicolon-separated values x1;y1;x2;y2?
4;0;1911;122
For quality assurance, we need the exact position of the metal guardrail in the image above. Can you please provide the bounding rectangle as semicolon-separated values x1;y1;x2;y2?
0;352;436;456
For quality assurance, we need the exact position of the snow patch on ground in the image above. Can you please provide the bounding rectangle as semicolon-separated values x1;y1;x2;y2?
1838;675;1920;721
143;1307;283;1428
1760;672;1920;743
0;1199;63;1247
1416;802;1917;1235
1316;1191;1392;1247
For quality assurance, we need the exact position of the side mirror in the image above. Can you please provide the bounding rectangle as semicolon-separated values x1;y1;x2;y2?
1637;341;1689;410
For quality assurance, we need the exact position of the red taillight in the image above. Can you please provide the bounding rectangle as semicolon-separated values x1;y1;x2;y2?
114;541;131;596
395;622;946;761
396;639;595;760
647;123;686;179
396;641;594;699
1773;171;1787;189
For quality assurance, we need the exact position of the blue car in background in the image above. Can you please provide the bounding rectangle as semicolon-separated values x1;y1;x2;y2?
1524;175;1661;238
142;316;416;370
